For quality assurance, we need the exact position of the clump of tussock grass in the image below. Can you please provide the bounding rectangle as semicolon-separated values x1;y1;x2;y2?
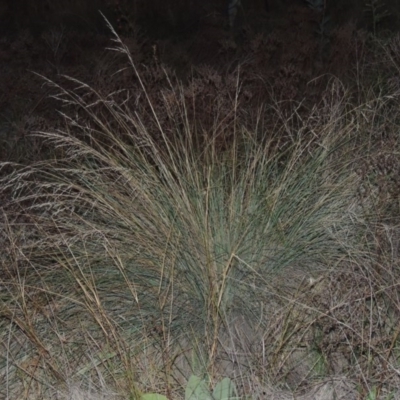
0;27;389;399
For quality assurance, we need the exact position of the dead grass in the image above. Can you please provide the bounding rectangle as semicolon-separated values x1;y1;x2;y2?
1;23;400;400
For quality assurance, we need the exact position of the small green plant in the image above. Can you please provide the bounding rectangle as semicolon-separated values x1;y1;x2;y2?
143;375;239;400
228;0;241;28
305;0;324;12
366;387;378;400
364;0;390;36
186;375;238;400
304;0;331;59
360;385;396;400
142;394;169;400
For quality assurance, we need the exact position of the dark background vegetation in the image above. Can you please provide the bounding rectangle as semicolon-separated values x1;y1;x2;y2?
2;2;400;398
1;0;400;36
1;0;400;162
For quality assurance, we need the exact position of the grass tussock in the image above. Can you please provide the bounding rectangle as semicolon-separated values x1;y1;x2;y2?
1;28;400;400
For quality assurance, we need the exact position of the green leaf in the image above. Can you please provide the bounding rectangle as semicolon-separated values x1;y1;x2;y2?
212;378;238;400
366;387;377;400
142;393;169;400
185;375;212;400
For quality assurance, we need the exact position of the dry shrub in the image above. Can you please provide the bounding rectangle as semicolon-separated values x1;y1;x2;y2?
1;20;400;400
